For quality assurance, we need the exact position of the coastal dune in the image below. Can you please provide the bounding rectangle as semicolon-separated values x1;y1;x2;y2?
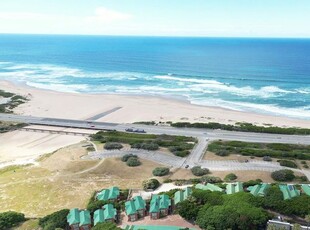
1;80;310;128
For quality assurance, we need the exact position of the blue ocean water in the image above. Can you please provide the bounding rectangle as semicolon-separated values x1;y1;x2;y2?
0;34;309;119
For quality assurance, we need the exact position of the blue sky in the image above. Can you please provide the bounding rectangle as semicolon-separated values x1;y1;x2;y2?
0;0;309;37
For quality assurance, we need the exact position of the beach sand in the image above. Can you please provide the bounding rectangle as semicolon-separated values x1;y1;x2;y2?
1;80;310;128
1;79;310;167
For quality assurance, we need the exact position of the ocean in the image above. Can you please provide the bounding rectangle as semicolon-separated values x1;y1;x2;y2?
0;34;309;119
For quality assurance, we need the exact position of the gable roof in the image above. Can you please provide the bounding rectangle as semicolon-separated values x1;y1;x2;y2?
67;208;80;226
133;196;146;210
97;186;120;201
301;184;310;196
174;187;192;205
125;200;137;216
248;183;270;197
150;195;171;213
79;210;91;226
103;204;117;220
125;196;146;216
195;183;223;192
94;209;104;226
226;182;243;195
279;184;300;200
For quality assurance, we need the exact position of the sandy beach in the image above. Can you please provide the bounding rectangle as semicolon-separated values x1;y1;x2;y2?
1;79;310;167
1;80;310;128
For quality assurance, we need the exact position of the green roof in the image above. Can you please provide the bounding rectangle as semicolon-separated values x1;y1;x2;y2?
248;183;270;197
195;183;223;192
149;195;171;213
133;196;146;210
94;209;104;226
125;225;196;230
79;210;91;226
301;184;310;196
174;187;192;205
125;196;146;216
279;184;300;200
125;200;137;215
226;182;243;195
67;208;80;226
103;204;117;220
97;186;120;201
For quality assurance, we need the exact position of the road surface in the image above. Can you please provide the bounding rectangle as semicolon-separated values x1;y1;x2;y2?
1;113;310;179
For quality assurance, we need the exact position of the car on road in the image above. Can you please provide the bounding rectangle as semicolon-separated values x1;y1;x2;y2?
125;128;146;133
185;165;189;168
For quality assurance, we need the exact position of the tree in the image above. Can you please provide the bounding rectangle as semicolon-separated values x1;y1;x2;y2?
104;142;123;150
121;154;137;162
191;166;210;176
224;173;238;181
0;211;25;230
126;157;141;167
39;209;69;230
196;201;268;230
142;179;160;191
192;189;224;206
176;200;200;221
92;222;122;230
271;169;295;182
152;167;170;176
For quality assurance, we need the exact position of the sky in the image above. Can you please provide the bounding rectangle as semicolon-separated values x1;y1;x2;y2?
0;0;309;37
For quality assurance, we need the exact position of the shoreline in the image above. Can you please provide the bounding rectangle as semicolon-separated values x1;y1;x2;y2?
1;80;310;128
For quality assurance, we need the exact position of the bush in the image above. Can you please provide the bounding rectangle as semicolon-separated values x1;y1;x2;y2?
224;173;238;182
121;154;137;162
277;160;298;168
39;209;69;230
0;211;25;230
141;143;159;150
271;169;295;182
104;142;123;150
142;179;160;191
152;167;170;176
126;157;141;167
263;156;272;161
191;166;210;176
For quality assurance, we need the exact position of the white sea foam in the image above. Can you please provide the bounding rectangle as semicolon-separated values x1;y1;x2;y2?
191;98;310;119
154;75;223;85
1;62;309;119
26;82;89;93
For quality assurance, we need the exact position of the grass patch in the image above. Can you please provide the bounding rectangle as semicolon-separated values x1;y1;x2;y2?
208;140;310;160
171;122;310;135
0;89;28;113
90;131;196;157
0;121;27;133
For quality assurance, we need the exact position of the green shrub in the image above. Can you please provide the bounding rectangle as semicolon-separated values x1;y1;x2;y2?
142;179;160;191
263;156;272;161
141;143;159;150
39;209;69;230
224;173;238;182
126;157;141;167
121;154;137;162
152;167;170;176
104;142;123;150
191;166;210;176
277;160;298;168
271;169;295;182
0;211;25;230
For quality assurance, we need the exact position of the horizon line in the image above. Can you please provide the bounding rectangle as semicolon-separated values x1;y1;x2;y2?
0;32;310;39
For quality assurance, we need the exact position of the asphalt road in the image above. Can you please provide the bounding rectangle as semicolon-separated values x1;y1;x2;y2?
1;113;310;145
1;113;310;179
